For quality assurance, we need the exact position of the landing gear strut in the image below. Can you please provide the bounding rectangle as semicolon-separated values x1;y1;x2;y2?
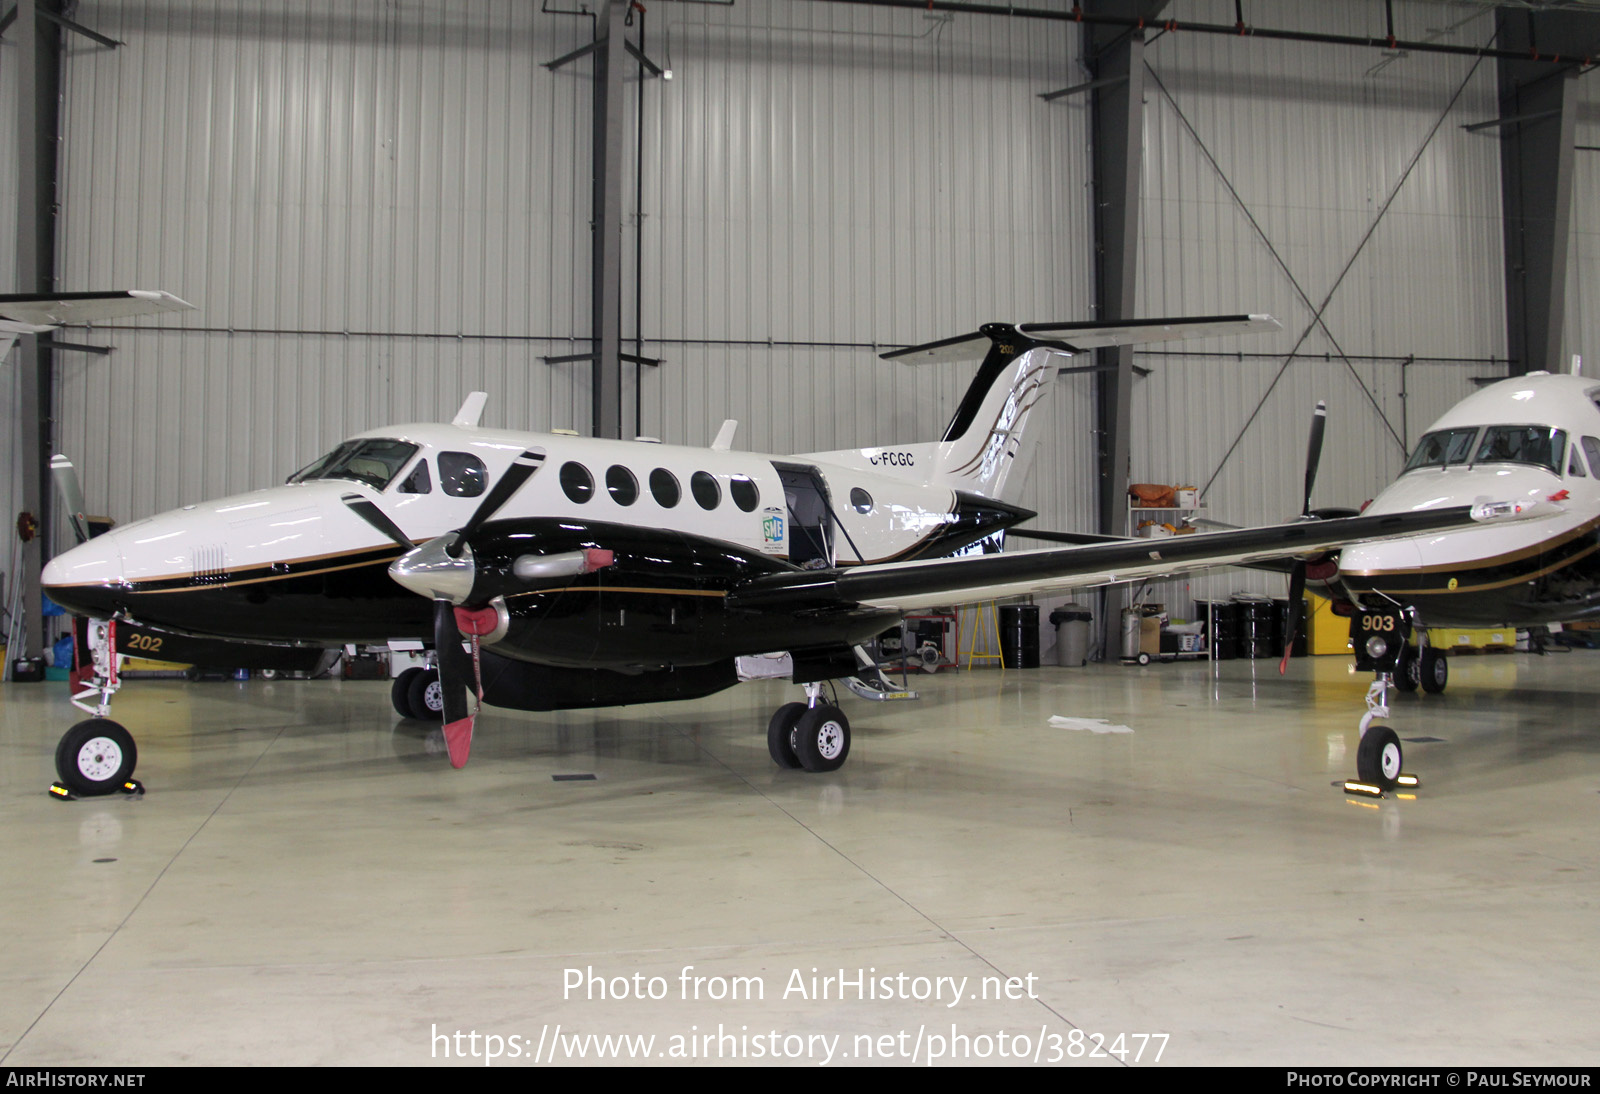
1348;605;1424;792
52;618;143;798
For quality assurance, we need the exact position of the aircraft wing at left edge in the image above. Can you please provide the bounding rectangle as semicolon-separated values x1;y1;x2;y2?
0;290;195;327
0;290;195;358
726;503;1534;614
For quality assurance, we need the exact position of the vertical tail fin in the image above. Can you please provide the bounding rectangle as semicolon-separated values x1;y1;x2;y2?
883;314;1281;501
882;325;1063;501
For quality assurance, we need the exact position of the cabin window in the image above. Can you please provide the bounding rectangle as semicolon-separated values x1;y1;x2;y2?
1472;426;1567;474
560;462;595;503
439;452;488;497
650;468;681;508
606;465;639;506
288;438;420;491
1585;437;1600;478
397;458;432;494
850;487;874;514
691;471;721;510
730;475;760;512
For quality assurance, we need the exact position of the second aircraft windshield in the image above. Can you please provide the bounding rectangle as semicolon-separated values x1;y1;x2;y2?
1404;425;1567;475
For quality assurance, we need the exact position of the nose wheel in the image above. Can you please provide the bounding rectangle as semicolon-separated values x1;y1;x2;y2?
52;718;142;798
1356;723;1403;787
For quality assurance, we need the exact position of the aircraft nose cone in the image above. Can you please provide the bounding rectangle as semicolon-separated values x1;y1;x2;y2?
42;535;127;616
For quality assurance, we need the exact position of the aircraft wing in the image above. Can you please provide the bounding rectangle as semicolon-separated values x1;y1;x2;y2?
0;290;195;327
728;505;1498;613
0;291;195;359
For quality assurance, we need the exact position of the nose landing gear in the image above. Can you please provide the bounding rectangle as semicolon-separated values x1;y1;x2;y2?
1346;605;1427;794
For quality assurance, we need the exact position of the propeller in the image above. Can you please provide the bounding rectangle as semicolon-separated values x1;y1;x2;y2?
50;455;93;545
339;446;612;768
341;448;547;767
1280;401;1327;673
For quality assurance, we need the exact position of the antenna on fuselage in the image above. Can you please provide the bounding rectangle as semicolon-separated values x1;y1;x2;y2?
452;391;488;427
1572;355;1583;377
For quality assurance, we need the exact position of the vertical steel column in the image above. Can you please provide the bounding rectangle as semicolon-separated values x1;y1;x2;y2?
1495;11;1595;376
591;0;628;439
14;0;61;662
1087;1;1164;654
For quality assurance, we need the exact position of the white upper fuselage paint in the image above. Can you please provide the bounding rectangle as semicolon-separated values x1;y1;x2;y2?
41;421;974;594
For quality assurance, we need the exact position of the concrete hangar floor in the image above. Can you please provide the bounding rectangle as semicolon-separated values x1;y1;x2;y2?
0;651;1596;1067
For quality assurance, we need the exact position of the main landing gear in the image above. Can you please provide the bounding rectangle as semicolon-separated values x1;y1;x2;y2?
1395;642;1449;695
767;682;852;773
50;618;145;799
392;663;445;721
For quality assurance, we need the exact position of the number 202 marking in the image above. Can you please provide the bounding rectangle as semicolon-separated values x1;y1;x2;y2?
127;633;164;653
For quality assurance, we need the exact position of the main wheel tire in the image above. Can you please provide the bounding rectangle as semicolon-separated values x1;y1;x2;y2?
1420;647;1448;694
792;704;851;773
1395;646;1419;692
408;668;445;722
392;668;424;718
767;703;806;769
55;719;138;797
1356;724;1403;789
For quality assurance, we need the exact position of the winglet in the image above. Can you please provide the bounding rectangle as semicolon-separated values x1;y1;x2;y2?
452;391;489;428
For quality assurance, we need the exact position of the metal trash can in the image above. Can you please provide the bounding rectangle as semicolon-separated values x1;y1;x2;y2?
1049;604;1092;667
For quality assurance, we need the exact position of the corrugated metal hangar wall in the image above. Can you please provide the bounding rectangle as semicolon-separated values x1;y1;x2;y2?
4;0;1597;629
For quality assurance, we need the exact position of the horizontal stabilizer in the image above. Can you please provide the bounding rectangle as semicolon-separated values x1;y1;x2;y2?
1018;314;1280;350
882;314;1279;364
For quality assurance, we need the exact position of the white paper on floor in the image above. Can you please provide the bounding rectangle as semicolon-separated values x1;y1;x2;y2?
1048;716;1133;734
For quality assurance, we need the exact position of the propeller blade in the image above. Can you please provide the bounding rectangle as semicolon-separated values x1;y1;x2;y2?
1302;400;1327;516
49;455;92;545
1278;561;1308;674
451;449;546;555
433;599;475;768
341;493;416;550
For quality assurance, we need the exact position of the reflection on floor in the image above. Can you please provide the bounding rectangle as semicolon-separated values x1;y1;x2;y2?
2;652;1597;1066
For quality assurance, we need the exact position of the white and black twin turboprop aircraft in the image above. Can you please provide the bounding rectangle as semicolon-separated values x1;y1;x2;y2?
40;314;1520;795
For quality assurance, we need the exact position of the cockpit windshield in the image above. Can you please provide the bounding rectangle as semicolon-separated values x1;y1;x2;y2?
288;438;420;490
1403;428;1479;472
1472;426;1566;473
